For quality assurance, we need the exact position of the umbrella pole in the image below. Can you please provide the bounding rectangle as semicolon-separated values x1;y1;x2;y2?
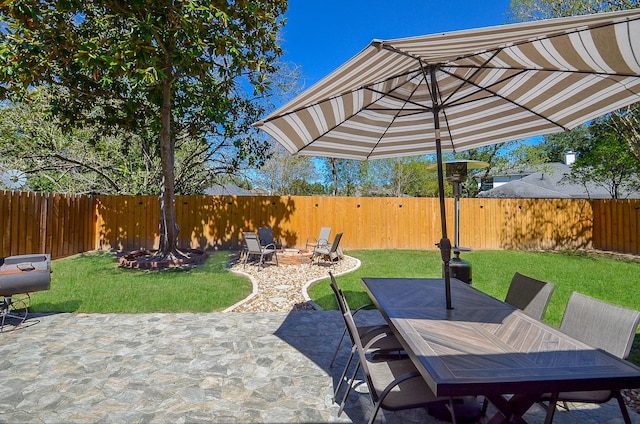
429;66;453;310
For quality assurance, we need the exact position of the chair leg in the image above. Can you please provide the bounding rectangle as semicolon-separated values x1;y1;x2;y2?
368;400;383;424
447;397;458;424
544;393;559;424
613;390;632;424
330;327;348;368
333;346;356;402
481;396;488;416
338;361;361;416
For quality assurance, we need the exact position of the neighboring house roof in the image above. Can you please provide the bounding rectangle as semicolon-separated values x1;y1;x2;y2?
478;163;640;199
204;183;256;196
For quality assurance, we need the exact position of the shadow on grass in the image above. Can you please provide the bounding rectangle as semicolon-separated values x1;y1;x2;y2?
31;301;82;314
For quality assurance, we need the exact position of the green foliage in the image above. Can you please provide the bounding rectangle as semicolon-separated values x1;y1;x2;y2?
308;249;640;331
451;144;515;197
611;103;640;163
322;158;364;196
0;1;288;183
0;1;288;252
509;126;590;168
508;0;639;21
0;88;163;194
253;145;320;194
30;251;252;313
387;158;440;197
287;179;327;195
566;119;640;197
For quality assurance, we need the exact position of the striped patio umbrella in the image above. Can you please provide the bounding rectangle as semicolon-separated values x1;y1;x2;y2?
254;9;640;309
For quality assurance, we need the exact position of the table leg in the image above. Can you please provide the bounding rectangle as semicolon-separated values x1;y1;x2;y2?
485;393;540;424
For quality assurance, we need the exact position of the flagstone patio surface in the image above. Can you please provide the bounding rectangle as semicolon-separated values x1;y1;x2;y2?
2;310;639;423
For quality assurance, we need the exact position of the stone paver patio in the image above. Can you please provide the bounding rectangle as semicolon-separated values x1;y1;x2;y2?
2;310;639;423
2;254;639;422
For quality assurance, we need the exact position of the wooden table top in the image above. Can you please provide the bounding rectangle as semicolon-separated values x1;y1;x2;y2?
362;277;640;398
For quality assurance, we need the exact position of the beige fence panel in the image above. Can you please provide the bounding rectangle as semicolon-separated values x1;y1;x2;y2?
91;195;596;252
2;191;638;259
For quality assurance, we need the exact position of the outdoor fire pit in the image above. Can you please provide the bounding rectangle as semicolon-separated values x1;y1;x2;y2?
277;249;312;265
0;254;51;331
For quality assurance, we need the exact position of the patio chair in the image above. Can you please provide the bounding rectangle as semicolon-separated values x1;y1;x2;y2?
504;272;555;320
329;273;405;411
241;231;278;268
305;226;331;251
341;298;458;424
539;292;640;424
310;232;343;267
482;272;557;414
329;273;393;368
258;227;282;249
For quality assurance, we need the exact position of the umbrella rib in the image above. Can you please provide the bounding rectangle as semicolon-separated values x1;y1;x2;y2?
363;71;429;159
443;14;640;65
439;66;570;132
257;68;424;125
365;88;432;112
438;49;502;107
440;67;528;107
363;68;434;112
452;63;640;79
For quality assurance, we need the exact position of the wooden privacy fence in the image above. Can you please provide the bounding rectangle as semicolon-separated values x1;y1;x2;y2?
1;191;639;260
1;190;94;259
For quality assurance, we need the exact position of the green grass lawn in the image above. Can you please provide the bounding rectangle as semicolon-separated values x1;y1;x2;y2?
30;249;640;364
30;250;251;313
307;249;640;365
309;250;640;324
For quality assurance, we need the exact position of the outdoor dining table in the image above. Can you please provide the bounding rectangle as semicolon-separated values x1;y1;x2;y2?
361;277;640;424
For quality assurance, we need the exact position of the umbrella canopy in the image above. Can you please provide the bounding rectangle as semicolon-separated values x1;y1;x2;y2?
256;10;640;159
254;9;640;308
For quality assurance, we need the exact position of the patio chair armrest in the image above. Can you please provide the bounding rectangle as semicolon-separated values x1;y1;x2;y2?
353;303;376;316
264;243;277;251
362;327;397;350
313;246;330;254
316;238;330;248
377;371;439;403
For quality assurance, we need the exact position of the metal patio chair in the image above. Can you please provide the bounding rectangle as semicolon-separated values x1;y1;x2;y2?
539;292;640;424
329;273;405;412
340;294;458;424
310;232;343;267
504;272;555;321
241;231;278;268
257;226;282;249
305;226;331;251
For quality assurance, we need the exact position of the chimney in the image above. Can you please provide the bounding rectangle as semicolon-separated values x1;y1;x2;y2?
564;151;576;165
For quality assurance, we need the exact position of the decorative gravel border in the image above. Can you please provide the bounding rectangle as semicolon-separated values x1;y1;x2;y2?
224;254;361;312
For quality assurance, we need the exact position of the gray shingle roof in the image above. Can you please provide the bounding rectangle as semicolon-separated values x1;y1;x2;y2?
204;184;256;196
478;163;640;199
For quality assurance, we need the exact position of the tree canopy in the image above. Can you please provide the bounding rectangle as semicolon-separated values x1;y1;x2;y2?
507;0;640;198
0;0;287;257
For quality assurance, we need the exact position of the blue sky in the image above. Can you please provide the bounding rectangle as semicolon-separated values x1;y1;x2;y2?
280;0;513;89
271;0;542;166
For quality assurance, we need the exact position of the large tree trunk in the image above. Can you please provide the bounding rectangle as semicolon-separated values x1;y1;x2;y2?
331;158;338;196
157;53;181;259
